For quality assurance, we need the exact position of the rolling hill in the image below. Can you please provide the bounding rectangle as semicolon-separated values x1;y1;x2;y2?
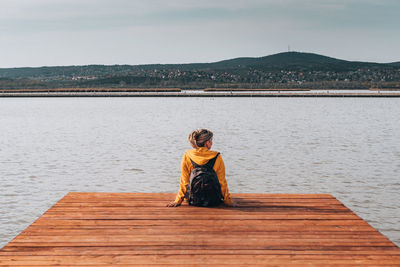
0;52;398;79
0;52;398;90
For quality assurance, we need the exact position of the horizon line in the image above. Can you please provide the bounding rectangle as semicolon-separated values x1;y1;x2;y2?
0;51;398;69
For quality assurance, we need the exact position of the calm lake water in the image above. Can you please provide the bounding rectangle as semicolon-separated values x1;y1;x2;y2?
0;97;399;248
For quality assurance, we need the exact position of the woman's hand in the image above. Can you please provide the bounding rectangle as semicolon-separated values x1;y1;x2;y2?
166;201;181;207
225;199;236;207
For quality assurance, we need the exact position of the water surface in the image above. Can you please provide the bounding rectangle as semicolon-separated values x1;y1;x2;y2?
0;97;399;248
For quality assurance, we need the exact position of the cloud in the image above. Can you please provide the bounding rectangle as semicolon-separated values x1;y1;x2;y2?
2;0;399;31
0;0;268;20
0;0;399;66
0;0;278;33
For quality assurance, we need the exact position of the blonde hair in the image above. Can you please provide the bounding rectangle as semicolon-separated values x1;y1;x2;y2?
188;129;213;148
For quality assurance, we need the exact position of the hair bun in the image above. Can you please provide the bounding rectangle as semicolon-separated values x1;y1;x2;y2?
188;129;214;149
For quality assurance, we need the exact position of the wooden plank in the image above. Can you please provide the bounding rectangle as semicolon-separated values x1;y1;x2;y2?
0;193;398;266
52;203;345;209
26;224;379;233
2;247;400;256
31;218;370;227
63;192;335;200
28;219;370;226
1;255;400;265
38;213;359;220
14;233;388;241
0;265;344;267
11;234;391;243
58;198;338;203
5;242;397;251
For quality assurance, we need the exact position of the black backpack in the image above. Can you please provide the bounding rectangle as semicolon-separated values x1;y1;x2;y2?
188;153;223;207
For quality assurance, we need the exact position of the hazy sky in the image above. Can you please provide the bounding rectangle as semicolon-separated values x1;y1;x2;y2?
1;0;399;67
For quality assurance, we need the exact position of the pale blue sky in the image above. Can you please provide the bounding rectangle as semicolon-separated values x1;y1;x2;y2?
0;0;399;67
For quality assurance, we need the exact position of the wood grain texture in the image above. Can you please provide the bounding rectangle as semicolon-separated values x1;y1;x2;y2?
1;192;399;266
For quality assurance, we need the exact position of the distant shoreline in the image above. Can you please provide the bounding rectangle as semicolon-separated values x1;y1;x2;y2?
1;91;400;97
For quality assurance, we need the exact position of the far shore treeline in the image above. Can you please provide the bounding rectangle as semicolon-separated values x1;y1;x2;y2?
1;52;399;90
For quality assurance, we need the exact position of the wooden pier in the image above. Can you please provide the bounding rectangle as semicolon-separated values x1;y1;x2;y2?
1;92;400;97
1;193;399;266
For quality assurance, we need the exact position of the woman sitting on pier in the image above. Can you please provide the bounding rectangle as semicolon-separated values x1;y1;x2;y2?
167;129;234;207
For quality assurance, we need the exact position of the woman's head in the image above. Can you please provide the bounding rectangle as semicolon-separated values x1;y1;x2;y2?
188;129;213;149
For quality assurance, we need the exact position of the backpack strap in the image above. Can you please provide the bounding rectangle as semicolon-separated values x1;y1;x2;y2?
188;152;220;169
204;152;220;169
189;157;200;168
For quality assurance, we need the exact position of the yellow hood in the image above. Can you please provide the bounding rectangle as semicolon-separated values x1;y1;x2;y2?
186;147;219;165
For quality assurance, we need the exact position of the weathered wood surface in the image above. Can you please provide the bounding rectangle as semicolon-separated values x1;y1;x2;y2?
1;193;399;266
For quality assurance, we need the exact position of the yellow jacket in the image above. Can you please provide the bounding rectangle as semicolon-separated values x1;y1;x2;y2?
174;147;233;205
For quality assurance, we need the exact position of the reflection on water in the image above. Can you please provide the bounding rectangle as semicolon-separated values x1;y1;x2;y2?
0;97;399;248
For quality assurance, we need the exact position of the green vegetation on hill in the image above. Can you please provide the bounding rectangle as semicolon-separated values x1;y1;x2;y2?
0;52;399;90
